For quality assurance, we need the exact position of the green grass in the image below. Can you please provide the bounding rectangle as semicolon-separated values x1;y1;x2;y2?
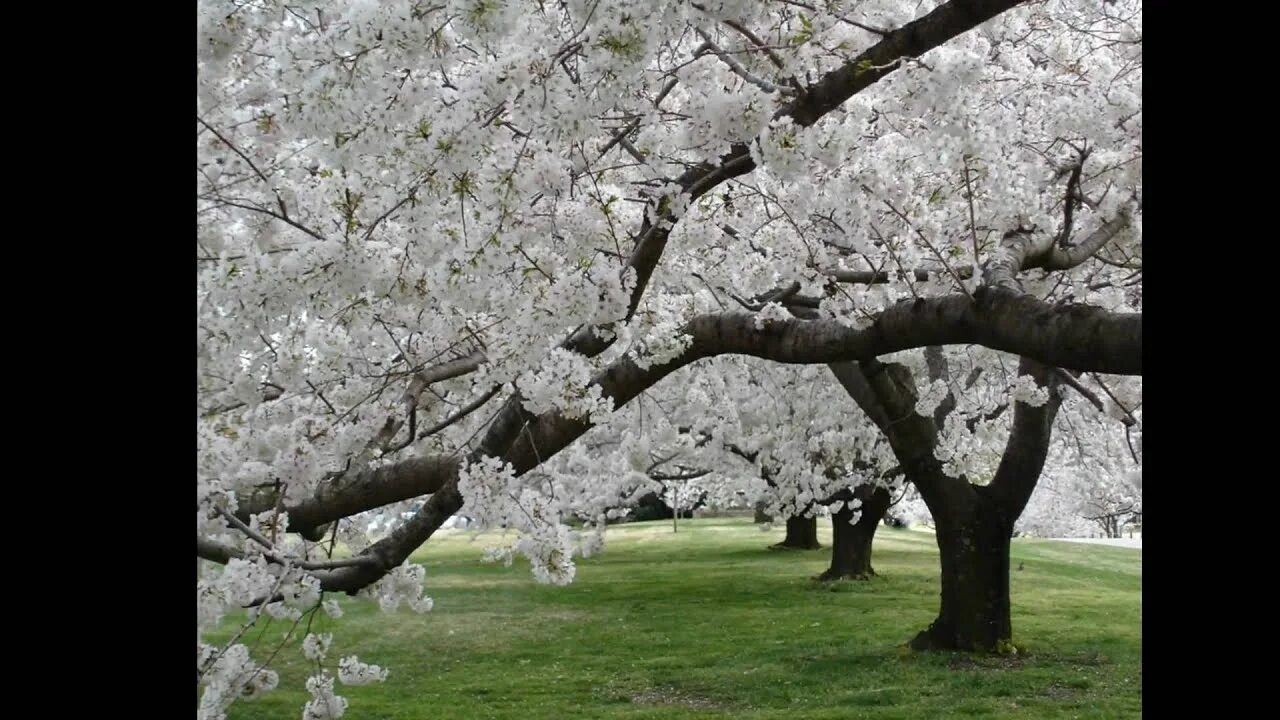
209;518;1141;719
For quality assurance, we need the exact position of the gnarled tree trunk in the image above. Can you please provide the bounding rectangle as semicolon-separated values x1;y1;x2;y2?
818;485;892;580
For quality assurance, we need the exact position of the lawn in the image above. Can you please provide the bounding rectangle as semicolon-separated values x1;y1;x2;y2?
209;517;1141;719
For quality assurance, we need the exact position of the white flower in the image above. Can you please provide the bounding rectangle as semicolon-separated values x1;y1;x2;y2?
337;655;390;686
303;673;348;720
302;633;332;662
321;599;344;619
1009;375;1049;407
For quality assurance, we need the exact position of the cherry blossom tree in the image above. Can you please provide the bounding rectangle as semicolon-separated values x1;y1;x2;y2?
198;0;1140;714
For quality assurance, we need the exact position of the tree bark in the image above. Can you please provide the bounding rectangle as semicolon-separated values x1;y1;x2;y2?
772;515;821;549
909;490;1015;652
818;485;892;580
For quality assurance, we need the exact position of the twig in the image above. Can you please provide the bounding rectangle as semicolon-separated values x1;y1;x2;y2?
880;197;974;299
1053;369;1105;414
1089;373;1138;427
417;384;503;440
694;28;795;95
775;0;891;36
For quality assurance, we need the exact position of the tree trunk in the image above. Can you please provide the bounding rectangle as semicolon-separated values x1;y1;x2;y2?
772;515;821;549
837;355;1062;655
909;493;1015;653
818;486;892;581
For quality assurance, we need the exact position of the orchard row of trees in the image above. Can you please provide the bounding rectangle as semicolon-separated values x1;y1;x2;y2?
197;0;1141;717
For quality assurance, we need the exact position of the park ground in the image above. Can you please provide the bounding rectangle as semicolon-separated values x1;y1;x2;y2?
212;517;1141;719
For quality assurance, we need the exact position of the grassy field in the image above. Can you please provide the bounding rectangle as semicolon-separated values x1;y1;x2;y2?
209;518;1141;719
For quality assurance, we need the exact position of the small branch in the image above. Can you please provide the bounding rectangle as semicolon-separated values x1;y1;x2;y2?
881;197;974;299
1042;212;1131;271
1053;368;1105;414
1089;373;1138;427
961;155;981;265
307;380;337;415
401;351;488;410
417;384;503;440
651;469;712;482
689;272;728;310
217;506;275;550
197;531;380;572
965;403;1008;432
205;198;328;243
692;2;804;91
197;115;271;186
774;0;891;36
1125;425;1140;465
694;28;795;95
202;385;285;418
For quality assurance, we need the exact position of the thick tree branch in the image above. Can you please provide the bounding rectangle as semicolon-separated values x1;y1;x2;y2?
251;287;1140;536
235;454;460;529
